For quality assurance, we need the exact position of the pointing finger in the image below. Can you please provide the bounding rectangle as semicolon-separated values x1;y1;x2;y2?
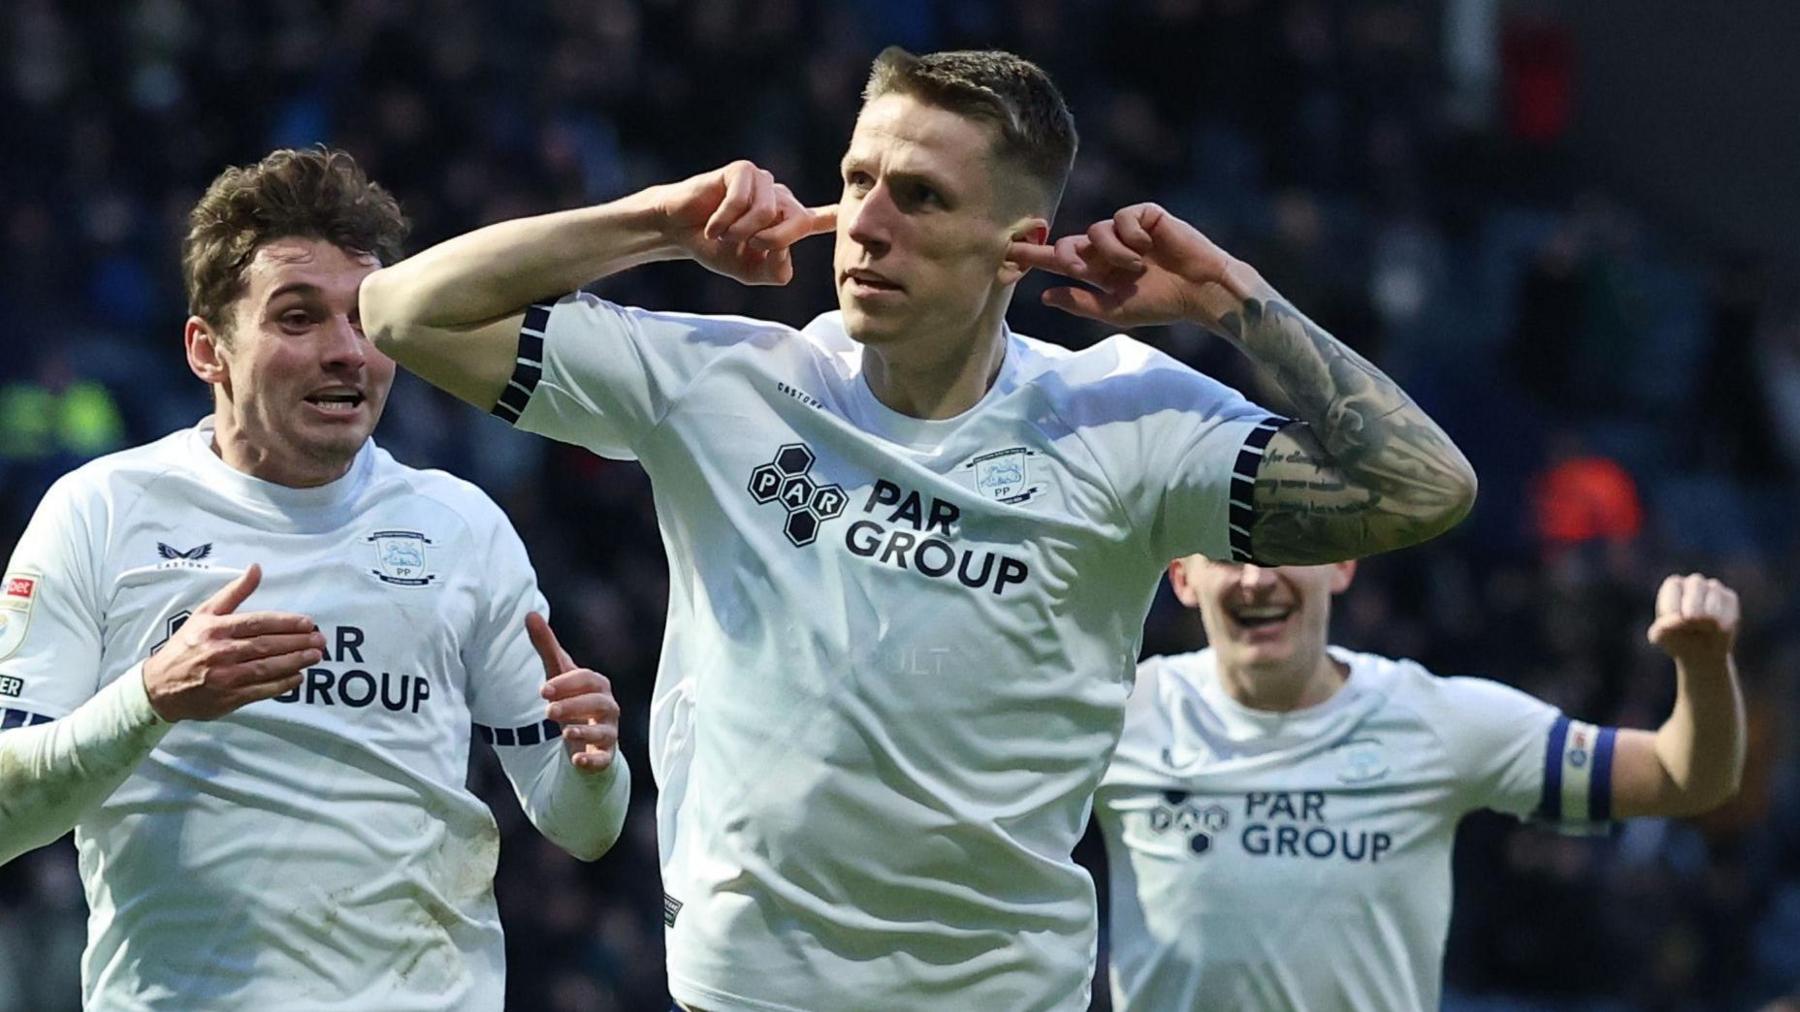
197;564;262;616
750;203;838;251
1006;241;1066;275
526;612;572;679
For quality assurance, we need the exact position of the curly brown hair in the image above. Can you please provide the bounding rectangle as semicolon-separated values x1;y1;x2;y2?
863;48;1078;215
182;147;409;337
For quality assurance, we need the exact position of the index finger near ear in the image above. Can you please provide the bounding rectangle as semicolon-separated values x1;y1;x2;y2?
1006;241;1069;275
752;204;836;250
197;563;262;616
525;612;572;678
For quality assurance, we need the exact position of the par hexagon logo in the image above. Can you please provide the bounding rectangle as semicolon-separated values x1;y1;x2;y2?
747;442;846;547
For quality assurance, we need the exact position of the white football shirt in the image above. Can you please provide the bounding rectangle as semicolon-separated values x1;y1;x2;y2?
0;419;566;1010
500;295;1284;1011
1097;647;1617;1011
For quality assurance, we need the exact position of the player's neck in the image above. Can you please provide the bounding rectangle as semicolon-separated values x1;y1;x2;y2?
860;318;1007;420
210;418;355;489
1219;648;1347;713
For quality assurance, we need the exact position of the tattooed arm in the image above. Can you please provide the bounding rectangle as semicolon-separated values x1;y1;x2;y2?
1008;203;1476;563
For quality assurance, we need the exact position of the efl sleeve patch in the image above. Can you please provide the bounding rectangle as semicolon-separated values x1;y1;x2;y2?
0;572;41;662
1534;716;1617;835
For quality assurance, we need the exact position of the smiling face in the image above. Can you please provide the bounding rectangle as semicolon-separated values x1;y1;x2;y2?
833;93;1045;350
1170;556;1356;685
185;237;393;487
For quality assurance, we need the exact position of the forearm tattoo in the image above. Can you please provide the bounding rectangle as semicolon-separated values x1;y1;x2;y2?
1219;296;1475;563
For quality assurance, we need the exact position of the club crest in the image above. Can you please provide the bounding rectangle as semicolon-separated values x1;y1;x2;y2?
1335;736;1390;784
367;531;436;586
962;447;1044;505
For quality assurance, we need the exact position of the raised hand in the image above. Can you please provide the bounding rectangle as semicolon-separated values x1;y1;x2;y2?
142;564;324;722
651;160;837;286
1648;573;1740;662
1007;203;1262;332
529;613;619;773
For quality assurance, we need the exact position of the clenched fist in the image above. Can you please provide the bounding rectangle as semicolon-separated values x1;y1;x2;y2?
1647;572;1739;663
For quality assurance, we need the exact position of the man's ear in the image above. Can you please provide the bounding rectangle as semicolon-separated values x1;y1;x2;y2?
1168;556;1203;609
998;215;1051;286
186;316;229;387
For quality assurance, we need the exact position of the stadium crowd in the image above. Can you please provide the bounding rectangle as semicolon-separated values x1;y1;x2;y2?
1;1;1795;1009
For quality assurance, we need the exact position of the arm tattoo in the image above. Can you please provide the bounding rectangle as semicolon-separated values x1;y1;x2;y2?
1218;295;1475;564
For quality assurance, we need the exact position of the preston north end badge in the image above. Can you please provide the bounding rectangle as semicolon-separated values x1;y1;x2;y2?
367;531;437;586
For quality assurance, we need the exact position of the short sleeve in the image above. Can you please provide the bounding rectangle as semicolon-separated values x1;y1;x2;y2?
1431;676;1618;835
460;510;557;749
1062;337;1285;565
495;292;786;459
0;475;107;726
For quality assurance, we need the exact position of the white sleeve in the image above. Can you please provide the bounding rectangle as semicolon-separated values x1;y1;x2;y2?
0;664;170;864
460;504;629;860
1068;337;1287;565
494;292;786;459
0;474;107;722
492;743;631;862
1432;676;1619;835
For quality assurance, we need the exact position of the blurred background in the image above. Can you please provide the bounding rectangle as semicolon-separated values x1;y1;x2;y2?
1;1;1797;1009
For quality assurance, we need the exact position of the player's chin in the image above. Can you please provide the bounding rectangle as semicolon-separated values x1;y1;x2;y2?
839;308;907;346
292;425;372;465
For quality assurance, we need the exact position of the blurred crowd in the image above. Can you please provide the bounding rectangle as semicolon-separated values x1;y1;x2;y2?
2;1;1797;1009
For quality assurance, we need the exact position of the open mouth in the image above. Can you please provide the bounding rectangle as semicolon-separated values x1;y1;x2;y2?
844;269;903;294
305;391;365;415
1226;603;1295;631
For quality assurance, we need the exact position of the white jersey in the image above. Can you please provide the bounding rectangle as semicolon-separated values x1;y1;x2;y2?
1097;648;1618;1012
0;420;563;1011
500;295;1282;1011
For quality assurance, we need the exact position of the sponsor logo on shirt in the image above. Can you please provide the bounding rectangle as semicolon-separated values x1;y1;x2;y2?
270;625;433;713
960;446;1044;504
1147;789;1231;855
663;892;684;927
367;530;437;586
0;573;38;661
149;610;193;655
0;674;21;698
746;442;1036;595
1240;791;1392;863
843;479;1032;596
1140;789;1396;864
155;542;217;572
747;443;848;547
